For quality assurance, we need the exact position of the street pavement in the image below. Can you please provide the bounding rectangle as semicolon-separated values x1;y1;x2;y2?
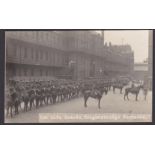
5;88;152;123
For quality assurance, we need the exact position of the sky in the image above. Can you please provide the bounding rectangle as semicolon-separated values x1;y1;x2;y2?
103;30;149;63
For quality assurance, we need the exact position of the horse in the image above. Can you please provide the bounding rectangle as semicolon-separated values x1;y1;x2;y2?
113;83;124;94
83;87;108;109
6;88;19;117
124;85;143;101
22;90;30;112
6;92;14;117
28;89;36;110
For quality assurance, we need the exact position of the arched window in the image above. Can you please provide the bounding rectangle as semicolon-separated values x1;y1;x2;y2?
40;51;43;59
36;51;38;60
24;47;27;58
46;51;48;60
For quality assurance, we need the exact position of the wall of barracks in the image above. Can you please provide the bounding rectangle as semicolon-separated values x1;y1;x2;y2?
5;31;134;81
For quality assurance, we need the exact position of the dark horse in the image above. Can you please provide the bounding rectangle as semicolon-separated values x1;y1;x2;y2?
124;85;143;101
6;89;20;117
113;83;124;94
83;88;108;109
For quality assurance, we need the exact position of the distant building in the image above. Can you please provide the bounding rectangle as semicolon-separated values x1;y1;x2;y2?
5;31;134;81
148;30;153;89
133;63;148;81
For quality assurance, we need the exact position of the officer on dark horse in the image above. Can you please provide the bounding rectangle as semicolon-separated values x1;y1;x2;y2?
83;83;108;109
112;81;124;94
124;84;143;101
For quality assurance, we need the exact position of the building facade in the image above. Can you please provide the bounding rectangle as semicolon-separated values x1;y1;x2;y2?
133;63;148;81
148;30;153;89
5;31;134;81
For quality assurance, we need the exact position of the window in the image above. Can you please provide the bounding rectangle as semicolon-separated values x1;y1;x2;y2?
36;51;38;60
48;52;51;61
14;68;16;76
53;52;55;65
39;32;43;41
31;48;34;59
24;47;27;58
46;70;48;76
46;51;48;60
40;69;42;76
46;33;49;41
40;51;43;59
31;69;34;76
24;68;27;76
17;46;20;57
35;32;37;40
18;68;21;76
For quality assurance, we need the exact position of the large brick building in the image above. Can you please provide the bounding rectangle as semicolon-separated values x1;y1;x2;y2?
5;31;134;81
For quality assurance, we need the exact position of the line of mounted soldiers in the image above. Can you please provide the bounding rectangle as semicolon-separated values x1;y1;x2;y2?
6;78;128;117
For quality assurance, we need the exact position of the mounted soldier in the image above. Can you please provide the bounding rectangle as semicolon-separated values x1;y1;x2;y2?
10;87;19;116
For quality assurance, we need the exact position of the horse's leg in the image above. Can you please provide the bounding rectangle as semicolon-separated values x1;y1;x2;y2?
40;99;42;107
50;96;52;104
137;93;139;101
124;93;126;100
120;88;122;94
16;101;19;114
98;98;101;109
113;87;115;94
53;96;56;104
36;99;39;108
15;102;17;114
43;97;46;105
18;101;21;111
24;101;26;112
47;96;49;104
25;101;28;111
6;103;9;117
46;96;49;104
84;96;88;107
127;93;129;100
135;93;138;101
10;105;13;117
30;100;33;110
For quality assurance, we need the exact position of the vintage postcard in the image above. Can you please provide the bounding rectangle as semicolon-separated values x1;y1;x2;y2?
4;30;153;123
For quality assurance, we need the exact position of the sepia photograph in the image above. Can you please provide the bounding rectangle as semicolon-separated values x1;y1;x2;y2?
4;30;153;123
